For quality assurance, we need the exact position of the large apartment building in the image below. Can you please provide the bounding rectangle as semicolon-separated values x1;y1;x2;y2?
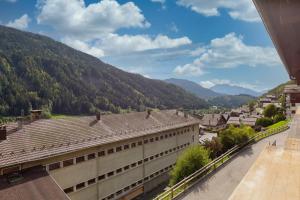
0;109;199;200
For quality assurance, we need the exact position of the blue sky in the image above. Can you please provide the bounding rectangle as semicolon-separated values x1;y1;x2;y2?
0;0;289;91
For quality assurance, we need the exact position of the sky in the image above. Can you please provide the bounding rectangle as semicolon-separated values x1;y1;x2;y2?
0;0;289;92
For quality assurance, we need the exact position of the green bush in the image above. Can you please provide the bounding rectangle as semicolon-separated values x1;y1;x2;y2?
263;104;277;118
220;125;255;151
273;113;286;123
169;145;211;186
256;117;273;127
203;137;223;159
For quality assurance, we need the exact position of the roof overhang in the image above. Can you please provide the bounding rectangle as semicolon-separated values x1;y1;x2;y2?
253;0;300;83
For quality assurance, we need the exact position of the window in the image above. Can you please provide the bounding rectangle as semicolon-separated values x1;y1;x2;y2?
150;138;154;143
131;143;136;148
131;163;137;168
160;152;163;156
144;177;149;181
98;174;105;181
138;141;143;146
165;134;168;139
116;190;122;195
76;182;85;190
138;180;143;184
63;159;73;167
88;178;96;185
131;183;137;187
144;139;148;144
107;194;114;200
107;148;114;154
150;156;154;160
64;186;74;194
124;186;130;191
173;132;176;136
169;133;172;137
155;137;159;141
173;147;176;151
88;153;96;160
116;146;122;152
124;144;129;150
155;154;159;158
116;168;122;174
138;160;143;165
98;150;105;157
144;158;149;162
160;135;164;140
49;162;60;171
124;165;130;170
192;135;195;142
164;150;168;154
107;171;114;177
150;174;154;178
76;156;85;163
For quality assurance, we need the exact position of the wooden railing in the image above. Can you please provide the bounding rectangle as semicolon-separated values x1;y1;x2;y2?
153;124;289;200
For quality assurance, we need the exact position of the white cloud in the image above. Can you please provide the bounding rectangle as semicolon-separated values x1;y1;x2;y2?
151;0;166;9
170;22;179;33
37;0;191;57
176;0;260;22
151;0;165;3
200;79;259;90
37;0;150;39
174;33;281;76
62;37;104;57
6;14;31;30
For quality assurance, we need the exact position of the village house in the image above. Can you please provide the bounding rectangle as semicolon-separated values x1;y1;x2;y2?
227;116;257;128
200;114;227;130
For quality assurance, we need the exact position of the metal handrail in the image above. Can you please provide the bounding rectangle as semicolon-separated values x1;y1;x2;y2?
154;124;289;200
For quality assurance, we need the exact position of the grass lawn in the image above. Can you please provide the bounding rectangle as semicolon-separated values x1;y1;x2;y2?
267;120;289;130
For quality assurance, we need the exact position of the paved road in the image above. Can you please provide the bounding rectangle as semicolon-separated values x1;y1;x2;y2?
179;131;288;200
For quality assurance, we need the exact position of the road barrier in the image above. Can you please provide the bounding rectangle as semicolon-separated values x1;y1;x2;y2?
153;124;289;200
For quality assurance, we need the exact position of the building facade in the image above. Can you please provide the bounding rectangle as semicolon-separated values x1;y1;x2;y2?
284;85;300;117
0;110;199;200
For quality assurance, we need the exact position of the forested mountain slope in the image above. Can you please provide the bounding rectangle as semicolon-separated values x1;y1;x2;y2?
0;26;209;116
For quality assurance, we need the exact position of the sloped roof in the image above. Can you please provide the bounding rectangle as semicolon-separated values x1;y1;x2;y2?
0;110;199;168
0;166;69;200
227;117;257;126
200;114;225;127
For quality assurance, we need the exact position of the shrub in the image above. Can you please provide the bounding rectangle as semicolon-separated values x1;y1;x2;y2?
169;145;211;186
256;117;273;127
220;125;255;151
203;137;223;159
263;104;277;118
273;113;286;123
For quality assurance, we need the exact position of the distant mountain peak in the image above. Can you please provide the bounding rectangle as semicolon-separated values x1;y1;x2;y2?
210;84;261;97
164;78;222;99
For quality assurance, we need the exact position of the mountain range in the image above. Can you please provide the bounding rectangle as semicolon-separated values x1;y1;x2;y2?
0;26;209;116
164;78;222;99
210;84;262;97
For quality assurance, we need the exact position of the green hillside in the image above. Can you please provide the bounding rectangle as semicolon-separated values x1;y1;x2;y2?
0;26;209;116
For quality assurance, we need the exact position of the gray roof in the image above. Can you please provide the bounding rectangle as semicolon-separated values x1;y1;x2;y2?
0;110;199;168
227;117;257;126
200;114;225;127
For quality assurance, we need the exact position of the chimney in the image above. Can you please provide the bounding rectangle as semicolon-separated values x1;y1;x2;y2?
146;109;152;118
96;112;101;121
17;117;23;130
0;125;7;141
184;112;188;118
30;110;42;121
